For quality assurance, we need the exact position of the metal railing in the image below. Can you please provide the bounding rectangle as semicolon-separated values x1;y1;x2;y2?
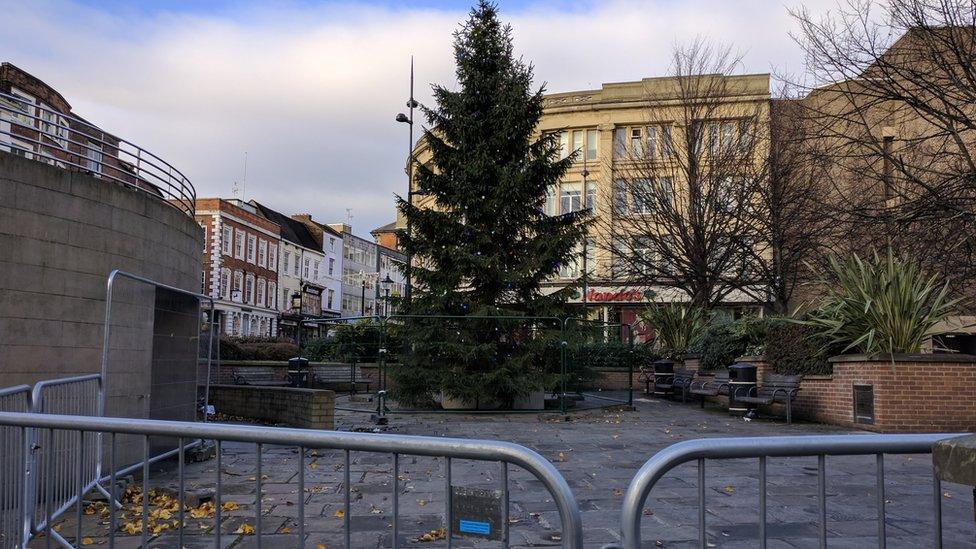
0;385;31;549
0;411;584;549
605;433;965;549
0;91;195;216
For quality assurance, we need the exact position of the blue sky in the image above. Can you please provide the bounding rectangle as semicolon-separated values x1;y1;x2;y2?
1;0;832;237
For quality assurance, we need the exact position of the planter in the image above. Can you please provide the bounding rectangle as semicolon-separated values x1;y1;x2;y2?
681;354;700;372
513;389;546;410
439;391;475;411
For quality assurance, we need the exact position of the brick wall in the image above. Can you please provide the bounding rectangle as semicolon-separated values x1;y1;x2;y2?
792;355;976;433
209;384;335;429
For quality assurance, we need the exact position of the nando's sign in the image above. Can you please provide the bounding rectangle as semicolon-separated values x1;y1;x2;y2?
574;287;657;303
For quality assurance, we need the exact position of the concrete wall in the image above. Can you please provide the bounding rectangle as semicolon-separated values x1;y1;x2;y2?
208;384;335;429
0;151;202;426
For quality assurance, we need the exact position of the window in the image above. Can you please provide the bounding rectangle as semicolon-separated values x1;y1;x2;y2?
40;108;67;147
613;128;628;158
244;274;254;304
9;88;35;126
201;270;206;293
268;244;277;271
633;237;654;275
586;129;598;161
585;181;596;211
738;119;752;152
246;235;256;263
327;289;335;309
283;251;291;275
234;230;245;259
283;288;291;310
612;180;629;215
200;223;207;252
256;278;266;307
631;179;655;215
645;126;657;159
233;271;244;302
219;268;230;300
329;237;336;251
559;132;569;160
559;241;584;279
268;282;277;309
328;258;335;276
312;260;320;282
9;138;33;159
559;182;583;214
222;225;232;256
660;125;673;158
571;130;583;158
303;257;310;279
258;240;267;268
85;141;102;175
544;186;557;216
631;128;643;158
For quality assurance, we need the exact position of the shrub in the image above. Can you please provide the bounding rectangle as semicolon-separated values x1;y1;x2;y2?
801;248;958;354
764;320;833;376
639;303;706;357
219;336;299;361
689;316;770;371
305;319;402;363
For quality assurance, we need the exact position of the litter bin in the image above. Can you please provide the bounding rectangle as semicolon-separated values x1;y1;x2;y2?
289;357;309;388
728;362;757;415
653;358;675;398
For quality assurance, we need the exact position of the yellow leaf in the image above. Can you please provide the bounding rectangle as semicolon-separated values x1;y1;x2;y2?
81;538;94;546
316;544;326;549
612;488;623;497
221;501;240;511
309;463;318;470
281;526;291;534
333;509;345;519
557;452;565;462
416;499;427;507
235;523;255;535
724;485;736;494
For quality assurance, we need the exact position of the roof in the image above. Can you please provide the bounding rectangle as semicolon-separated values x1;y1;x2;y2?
371;221;398;235
251;201;321;250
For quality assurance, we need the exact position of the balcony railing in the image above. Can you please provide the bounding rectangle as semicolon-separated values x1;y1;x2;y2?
0;91;195;217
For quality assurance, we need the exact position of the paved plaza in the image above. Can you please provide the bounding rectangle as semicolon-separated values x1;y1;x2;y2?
52;396;974;548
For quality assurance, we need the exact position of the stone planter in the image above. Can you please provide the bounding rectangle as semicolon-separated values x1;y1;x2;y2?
513;389;546;410
681;354;701;372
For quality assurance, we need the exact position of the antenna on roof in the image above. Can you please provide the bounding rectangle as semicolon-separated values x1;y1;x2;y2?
240;151;248;201
346;208;354;222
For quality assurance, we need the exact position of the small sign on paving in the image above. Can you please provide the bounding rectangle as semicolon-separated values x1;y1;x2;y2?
451;486;503;541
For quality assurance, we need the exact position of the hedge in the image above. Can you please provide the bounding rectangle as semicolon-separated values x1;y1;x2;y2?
218;336;299;361
764;321;833;376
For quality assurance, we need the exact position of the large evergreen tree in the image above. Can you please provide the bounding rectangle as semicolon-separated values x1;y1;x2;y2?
392;1;588;407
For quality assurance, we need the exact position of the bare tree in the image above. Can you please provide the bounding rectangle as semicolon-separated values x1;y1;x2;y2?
593;40;770;309
790;0;976;303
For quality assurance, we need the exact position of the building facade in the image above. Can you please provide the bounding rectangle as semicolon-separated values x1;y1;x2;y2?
293;215;344;318
376;244;407;316
196;198;281;337
329;224;380;316
401;73;771;327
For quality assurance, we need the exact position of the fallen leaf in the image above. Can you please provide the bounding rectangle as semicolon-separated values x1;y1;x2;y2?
221;501;240;511
280;526;291;534
81;537;93;546
235;523;255;535
415;527;447;542
612;488;623;497
416;499;427;507
316;545;326;549
333;509;345;519
723;485;736;494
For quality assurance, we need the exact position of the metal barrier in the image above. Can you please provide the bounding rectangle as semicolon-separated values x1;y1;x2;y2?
0;385;31;549
28;374;113;547
0;91;196;217
605;434;965;549
0;411;585;549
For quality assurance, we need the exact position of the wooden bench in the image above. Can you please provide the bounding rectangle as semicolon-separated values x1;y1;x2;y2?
313;365;373;393
737;374;802;424
689;372;729;408
233;368;290;387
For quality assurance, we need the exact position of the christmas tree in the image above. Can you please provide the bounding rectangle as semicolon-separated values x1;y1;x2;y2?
392;1;589;408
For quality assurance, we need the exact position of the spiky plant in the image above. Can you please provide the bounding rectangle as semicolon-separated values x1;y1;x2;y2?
803;248;958;355
639;302;706;357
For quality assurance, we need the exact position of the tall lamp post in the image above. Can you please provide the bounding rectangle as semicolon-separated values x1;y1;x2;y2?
396;56;418;308
581;155;590;313
291;291;303;349
360;273;367;316
381;274;394;317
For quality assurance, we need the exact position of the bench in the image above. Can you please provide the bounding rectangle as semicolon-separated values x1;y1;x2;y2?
736;374;802;424
638;365;653;394
662;369;696;403
233;368;290;387
313;365;372;393
689;372;729;408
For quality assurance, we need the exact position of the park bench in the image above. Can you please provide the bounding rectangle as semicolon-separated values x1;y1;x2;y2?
662;368;696;403
736;374;802;424
313;365;373;393
233;368;290;387
689;371;729;408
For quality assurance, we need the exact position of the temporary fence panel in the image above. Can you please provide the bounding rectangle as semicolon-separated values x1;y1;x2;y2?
0;385;31;549
562;319;635;408
605;433;966;549
0;411;585;549
304;316;384;398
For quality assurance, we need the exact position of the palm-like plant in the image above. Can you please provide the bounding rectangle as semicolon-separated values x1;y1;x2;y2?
639;302;706;357
803;248;958;355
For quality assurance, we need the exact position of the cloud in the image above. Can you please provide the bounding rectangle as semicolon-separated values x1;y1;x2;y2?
0;0;832;237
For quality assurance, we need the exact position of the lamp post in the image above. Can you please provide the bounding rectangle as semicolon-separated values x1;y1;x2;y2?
581;160;590;313
396;56;418;308
360;276;367;316
381;274;394;317
291;291;303;349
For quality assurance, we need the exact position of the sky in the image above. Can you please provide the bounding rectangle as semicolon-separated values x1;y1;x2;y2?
0;0;836;238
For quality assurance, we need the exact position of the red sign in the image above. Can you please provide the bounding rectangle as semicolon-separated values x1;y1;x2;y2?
586;289;645;302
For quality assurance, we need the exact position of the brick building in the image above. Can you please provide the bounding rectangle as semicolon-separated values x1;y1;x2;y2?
196;198;281;337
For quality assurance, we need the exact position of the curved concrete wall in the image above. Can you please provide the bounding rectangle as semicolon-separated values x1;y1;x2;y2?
0;151;202;421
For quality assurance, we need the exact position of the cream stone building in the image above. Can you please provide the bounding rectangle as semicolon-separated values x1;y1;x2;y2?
401;73;772;329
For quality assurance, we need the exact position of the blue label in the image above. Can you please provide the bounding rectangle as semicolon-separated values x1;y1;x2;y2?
458;519;491;536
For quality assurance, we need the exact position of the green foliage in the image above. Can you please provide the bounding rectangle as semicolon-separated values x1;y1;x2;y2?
689;316;770;371
639;303;706;357
801;248;958;355
219;337;299;362
764;320;833;376
391;1;588;407
305;320;400;363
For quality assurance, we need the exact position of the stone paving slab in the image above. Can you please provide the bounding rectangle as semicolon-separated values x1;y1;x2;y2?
36;395;975;548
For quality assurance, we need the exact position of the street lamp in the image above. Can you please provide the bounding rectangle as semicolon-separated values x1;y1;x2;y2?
396;56;418;308
359;270;367;316
290;290;303;348
380;274;394;317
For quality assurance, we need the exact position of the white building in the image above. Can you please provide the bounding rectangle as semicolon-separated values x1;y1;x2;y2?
293;215;344;318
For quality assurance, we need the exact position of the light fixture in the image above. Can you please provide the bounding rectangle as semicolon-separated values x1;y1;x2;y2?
396;113;410;124
290;291;302;312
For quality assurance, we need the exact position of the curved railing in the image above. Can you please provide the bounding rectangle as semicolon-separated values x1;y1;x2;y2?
607;433;964;549
0;91;195;216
